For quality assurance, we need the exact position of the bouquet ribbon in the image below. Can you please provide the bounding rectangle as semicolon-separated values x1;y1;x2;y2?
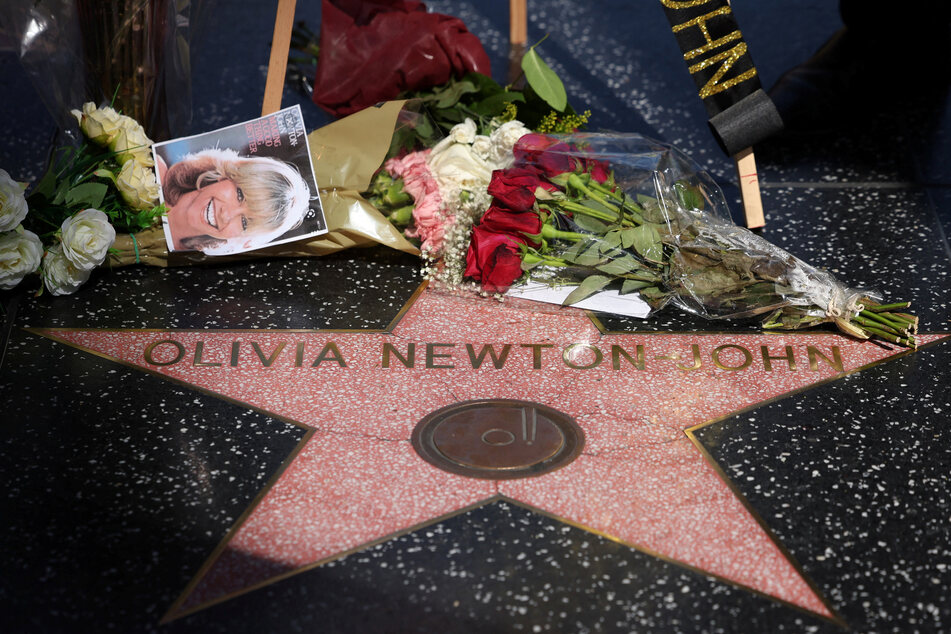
659;0;783;155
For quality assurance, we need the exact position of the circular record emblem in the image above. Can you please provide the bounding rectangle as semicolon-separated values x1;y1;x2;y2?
411;399;584;480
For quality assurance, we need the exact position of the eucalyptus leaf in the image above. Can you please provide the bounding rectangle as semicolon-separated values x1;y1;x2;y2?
521;47;567;112
563;274;612;306
66;182;108;209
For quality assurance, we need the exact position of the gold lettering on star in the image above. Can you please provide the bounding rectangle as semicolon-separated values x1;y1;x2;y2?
141;339;846;373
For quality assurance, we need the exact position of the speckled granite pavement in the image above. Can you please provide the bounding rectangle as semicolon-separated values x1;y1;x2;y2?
1;2;950;632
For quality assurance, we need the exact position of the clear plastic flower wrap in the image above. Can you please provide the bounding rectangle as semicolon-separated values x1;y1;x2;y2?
463;132;918;347
1;0;211;141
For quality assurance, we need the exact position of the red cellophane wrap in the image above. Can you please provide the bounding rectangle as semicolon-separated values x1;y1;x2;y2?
313;0;491;116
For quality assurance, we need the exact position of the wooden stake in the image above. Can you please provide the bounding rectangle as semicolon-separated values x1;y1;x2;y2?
510;0;527;45
508;0;528;84
722;2;766;228
261;0;297;116
734;146;765;228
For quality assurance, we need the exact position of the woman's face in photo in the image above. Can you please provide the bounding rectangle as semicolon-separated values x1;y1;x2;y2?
172;179;252;240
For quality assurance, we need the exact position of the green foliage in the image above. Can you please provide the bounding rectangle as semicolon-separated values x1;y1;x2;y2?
24;141;163;238
521;44;567;112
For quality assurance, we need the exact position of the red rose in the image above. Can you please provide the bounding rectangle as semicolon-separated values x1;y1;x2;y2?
313;0;491;117
587;159;610;184
513;133;577;176
479;203;544;246
464;226;526;293
486;166;555;212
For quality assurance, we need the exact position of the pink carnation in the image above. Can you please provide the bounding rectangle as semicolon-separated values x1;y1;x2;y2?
385;150;452;255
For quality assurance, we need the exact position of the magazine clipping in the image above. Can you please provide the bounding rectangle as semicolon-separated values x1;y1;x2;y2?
153;105;326;255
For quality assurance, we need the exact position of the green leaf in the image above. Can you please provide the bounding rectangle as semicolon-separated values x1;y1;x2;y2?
33;166;58;200
572;213;609;233
462;71;505;96
579;198;618;218
563;274;613;305
601;230;622;249
521;46;567;112
470;91;526;117
674;181;705;211
638;287;667;309
597;257;639;276
436;108;465;124
629;224;664;264
51;180;70;205
621;279;652;294
434;80;477;109
574;242;605;266
66;182;108;209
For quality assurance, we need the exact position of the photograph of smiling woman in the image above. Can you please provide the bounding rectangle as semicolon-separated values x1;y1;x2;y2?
159;148;312;255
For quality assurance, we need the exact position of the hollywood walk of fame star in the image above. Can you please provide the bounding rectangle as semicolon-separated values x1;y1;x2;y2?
30;287;947;624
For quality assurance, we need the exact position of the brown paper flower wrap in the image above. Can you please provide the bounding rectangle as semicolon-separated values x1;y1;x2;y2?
106;101;419;268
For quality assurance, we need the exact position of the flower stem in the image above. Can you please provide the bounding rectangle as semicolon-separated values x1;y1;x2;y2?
541;224;587;242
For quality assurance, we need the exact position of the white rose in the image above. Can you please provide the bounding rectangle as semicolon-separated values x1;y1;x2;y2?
116;159;159;210
489;119;530;167
0;228;42;290
449;118;478;145
110;117;154;167
41;243;92;296
70;102;124;147
0;168;29;232
427;143;493;194
60;208;116;271
471;135;493;161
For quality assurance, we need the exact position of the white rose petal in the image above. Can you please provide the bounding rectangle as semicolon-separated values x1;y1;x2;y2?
41;244;91;296
110;118;154;167
471;135;493;161
0;228;42;290
70;102;125;147
116;160;159;210
0;168;29;232
449;118;478;145
427;143;493;194
490;119;530;167
60;208;116;271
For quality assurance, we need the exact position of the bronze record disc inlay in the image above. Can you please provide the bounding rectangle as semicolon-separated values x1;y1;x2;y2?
411;400;585;479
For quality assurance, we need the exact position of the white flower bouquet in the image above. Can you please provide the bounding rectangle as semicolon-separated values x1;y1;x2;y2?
1;102;164;295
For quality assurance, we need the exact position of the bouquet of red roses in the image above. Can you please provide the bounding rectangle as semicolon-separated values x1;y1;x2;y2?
462;133;918;347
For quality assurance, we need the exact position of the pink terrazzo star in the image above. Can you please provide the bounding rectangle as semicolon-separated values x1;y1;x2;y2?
33;288;948;623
